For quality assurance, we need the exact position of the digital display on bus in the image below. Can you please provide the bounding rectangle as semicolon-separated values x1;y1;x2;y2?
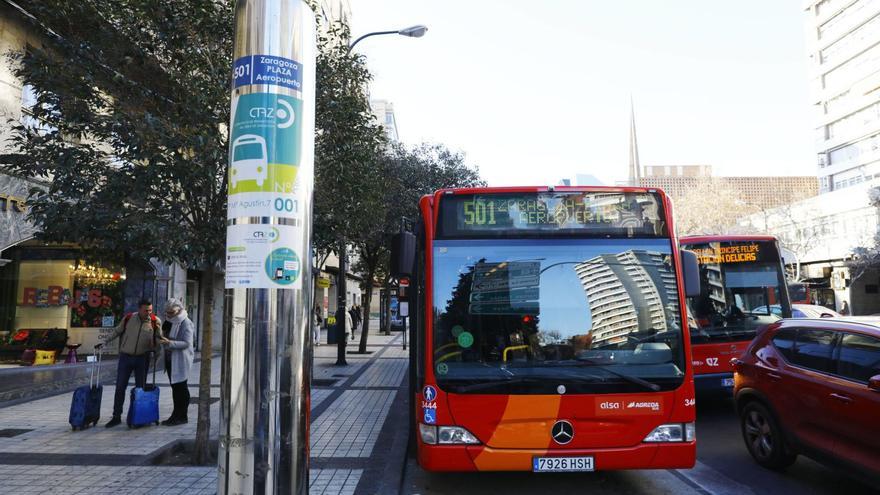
437;191;668;238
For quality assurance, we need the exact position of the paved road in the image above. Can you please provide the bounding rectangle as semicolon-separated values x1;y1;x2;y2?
696;397;877;495
403;396;879;494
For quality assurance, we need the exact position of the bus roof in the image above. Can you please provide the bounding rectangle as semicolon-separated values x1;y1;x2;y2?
679;234;778;245
433;185;668;196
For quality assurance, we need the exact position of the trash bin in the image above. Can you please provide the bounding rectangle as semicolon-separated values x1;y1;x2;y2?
327;323;338;345
327;323;347;345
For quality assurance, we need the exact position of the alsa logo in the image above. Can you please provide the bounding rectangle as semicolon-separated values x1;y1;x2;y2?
626;401;661;411
599;401;621;410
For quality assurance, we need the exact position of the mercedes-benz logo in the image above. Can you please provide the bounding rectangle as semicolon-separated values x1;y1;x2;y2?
551;420;574;445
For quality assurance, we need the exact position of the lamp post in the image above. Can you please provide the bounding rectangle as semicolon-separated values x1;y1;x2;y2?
334;24;427;366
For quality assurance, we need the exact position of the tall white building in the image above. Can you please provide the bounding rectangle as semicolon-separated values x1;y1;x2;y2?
805;0;880;193
370;99;399;142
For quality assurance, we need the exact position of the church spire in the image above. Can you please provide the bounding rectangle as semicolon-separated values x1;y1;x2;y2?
628;96;641;186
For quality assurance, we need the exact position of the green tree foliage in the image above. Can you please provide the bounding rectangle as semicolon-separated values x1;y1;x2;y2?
313;21;387;258
0;0;232;464
352;142;485;353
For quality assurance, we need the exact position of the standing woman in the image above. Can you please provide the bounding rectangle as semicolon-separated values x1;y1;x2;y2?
158;298;194;426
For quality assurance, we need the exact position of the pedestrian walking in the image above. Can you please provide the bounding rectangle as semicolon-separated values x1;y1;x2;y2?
346;305;354;341
840;300;850;316
98;299;160;428
158;299;194;426
313;305;322;346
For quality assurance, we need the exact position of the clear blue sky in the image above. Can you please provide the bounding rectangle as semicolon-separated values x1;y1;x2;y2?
350;0;814;187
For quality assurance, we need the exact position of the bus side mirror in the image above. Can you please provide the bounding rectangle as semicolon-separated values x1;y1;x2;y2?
391;232;416;278
680;250;700;298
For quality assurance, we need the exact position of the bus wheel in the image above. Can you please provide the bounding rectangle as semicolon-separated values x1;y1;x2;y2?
740;401;796;470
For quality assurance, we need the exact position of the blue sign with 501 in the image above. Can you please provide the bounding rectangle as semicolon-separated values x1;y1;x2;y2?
233;55;303;91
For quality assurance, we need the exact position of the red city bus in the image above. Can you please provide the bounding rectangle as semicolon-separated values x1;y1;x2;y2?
679;235;791;396
395;187;700;472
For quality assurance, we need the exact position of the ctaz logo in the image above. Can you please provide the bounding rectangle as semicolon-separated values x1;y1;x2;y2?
626;401;661;411
599;401;621;409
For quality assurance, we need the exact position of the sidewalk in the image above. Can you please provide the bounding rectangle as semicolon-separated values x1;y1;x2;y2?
0;320;410;494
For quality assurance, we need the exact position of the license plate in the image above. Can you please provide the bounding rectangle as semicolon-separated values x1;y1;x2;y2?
533;456;594;472
722;377;734;387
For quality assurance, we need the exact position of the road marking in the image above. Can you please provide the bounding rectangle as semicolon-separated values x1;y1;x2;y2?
672;461;757;495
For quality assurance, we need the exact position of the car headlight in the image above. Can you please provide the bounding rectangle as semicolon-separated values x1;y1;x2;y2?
419;424;480;445
643;423;695;443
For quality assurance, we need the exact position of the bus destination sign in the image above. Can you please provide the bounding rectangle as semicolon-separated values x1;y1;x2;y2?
438;191;667;237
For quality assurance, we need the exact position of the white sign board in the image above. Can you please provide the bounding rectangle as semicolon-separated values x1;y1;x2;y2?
225;224;304;289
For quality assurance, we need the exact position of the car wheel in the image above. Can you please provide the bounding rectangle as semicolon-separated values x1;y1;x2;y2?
740;401;797;470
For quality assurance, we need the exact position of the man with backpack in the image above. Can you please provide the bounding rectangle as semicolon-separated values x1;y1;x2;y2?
98;299;160;428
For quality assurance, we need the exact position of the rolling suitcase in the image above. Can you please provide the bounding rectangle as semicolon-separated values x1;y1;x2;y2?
126;352;160;428
69;348;103;430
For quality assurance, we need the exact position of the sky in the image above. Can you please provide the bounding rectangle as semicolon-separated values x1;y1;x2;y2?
349;0;816;187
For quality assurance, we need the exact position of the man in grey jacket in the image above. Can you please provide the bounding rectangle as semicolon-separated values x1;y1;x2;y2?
100;299;160;428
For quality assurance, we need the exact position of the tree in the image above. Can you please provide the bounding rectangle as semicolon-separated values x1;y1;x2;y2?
1;0;232;464
674;179;746;236
849;186;880;282
352;143;485;354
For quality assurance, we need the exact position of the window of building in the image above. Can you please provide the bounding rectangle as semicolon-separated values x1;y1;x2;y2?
0;244;128;365
821;13;880;66
822;39;880;91
819;0;880;41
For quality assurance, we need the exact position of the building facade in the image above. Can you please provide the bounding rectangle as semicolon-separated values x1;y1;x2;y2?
370;99;399;142
637;164;819;209
740;178;880;315
805;0;880;193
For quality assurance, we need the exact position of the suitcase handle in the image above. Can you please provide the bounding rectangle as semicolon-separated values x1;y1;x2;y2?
150;350;157;386
89;347;103;389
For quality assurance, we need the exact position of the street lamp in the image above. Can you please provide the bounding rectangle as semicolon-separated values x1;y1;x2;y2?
334;24;428;365
348;24;429;52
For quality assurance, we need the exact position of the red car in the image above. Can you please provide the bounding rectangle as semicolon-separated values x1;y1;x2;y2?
733;319;880;481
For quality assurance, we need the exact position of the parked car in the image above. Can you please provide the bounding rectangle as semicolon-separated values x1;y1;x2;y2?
732;319;880;482
792;304;841;319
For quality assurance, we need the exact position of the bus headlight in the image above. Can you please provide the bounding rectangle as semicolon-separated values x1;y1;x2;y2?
438;426;480;445
643;422;695;443
419;424;480;445
419;424;438;445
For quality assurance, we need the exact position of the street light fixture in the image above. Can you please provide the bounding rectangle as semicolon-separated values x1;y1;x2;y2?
335;24;427;365
348;24;429;52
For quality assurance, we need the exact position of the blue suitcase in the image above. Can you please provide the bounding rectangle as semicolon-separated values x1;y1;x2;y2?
69;349;103;430
126;353;160;428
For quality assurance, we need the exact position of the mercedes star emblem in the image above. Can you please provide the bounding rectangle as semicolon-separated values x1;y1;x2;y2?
551;420;574;445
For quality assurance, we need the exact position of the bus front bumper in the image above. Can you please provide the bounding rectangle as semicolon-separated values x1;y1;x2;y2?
694;372;735;397
418;442;696;472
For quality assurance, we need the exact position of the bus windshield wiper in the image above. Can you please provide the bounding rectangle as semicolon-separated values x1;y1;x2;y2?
573;357;661;392
453;376;544;393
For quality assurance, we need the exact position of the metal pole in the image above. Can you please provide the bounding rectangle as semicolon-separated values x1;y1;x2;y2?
335;241;348;366
220;1;315;494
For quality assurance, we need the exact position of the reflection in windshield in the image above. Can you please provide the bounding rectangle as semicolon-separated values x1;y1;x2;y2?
432;239;685;394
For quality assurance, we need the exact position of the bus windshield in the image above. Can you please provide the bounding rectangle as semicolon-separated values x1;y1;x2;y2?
683;239;789;345
432;238;685;394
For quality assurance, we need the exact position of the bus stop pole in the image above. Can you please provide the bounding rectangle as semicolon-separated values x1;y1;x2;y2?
219;1;315;494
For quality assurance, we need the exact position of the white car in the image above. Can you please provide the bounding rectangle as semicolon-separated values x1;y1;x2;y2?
791;303;841;319
230;134;268;188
